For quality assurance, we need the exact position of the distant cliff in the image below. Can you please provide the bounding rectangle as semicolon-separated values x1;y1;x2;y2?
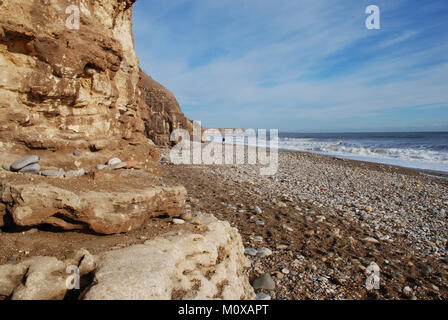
138;70;193;146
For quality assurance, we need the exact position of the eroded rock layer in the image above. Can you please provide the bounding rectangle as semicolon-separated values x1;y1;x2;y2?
0;0;152;154
0;213;255;300
139;70;194;146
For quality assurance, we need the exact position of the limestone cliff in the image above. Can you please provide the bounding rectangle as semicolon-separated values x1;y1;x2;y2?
0;0;153;155
0;0;189;233
139;69;194;146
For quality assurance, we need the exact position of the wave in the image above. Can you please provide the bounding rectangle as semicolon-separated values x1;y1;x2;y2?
277;137;448;172
204;133;448;172
278;138;448;161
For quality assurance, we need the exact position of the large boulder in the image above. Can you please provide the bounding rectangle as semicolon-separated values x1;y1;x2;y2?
82;213;254;300
0;214;256;300
0;170;187;234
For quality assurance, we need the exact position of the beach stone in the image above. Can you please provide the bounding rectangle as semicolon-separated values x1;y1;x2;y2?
417;264;432;275
96;164;108;170
252;273;275;290
362;237;380;244
256;247;272;258
364;206;374;212
281;268;290;274
403;286;412;297
255;292;271;300
180;212;192;221
41;171;65;178
172;218;185;225
19;163;40;175
107;158;122;166
73;151;81;157
255;220;265;226
305;230;315;237
64;168;86;178
275;272;284;280
2;163;11;171
253;206;263;214
244;248;257;256
10;156;40;171
286;212;296;219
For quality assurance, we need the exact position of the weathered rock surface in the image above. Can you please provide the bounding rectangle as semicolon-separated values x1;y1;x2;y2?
0;0;156;154
138;71;194;146
0;256;67;300
0;178;187;234
83;213;255;300
0;214;255;300
0;0;193;233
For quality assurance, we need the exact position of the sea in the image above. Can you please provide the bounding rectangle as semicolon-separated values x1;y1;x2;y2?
206;131;448;174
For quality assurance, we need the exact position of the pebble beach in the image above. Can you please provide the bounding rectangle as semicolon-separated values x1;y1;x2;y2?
160;147;448;300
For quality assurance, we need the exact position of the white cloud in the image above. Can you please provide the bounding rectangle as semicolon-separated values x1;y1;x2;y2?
134;0;448;131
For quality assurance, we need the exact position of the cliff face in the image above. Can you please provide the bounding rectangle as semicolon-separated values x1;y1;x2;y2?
0;0;190;232
0;0;193;153
139;70;193;146
0;0;152;154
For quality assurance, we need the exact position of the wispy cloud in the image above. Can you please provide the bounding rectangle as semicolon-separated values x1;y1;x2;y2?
133;0;448;132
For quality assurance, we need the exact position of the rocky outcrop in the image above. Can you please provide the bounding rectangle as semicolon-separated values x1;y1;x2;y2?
139;70;194;146
0;214;255;300
0;169;186;234
0;0;253;301
0;0;191;233
0;0;154;157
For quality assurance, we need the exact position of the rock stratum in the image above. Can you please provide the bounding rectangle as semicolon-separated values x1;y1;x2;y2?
0;213;255;300
0;0;192;232
139;70;194;146
0;0;253;300
0;0;192;153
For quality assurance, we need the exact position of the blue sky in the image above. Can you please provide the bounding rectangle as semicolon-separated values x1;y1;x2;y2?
133;0;448;132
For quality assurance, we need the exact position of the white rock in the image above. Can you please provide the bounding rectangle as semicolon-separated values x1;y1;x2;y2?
83;213;255;300
107;158;122;166
255;292;271;300
256;247;273;258
244;248;257;256
172;218;185;225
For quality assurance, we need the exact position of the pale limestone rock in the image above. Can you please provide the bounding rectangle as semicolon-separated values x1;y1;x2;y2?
0;257;67;300
83;213;255;300
0;215;255;301
0;181;187;234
